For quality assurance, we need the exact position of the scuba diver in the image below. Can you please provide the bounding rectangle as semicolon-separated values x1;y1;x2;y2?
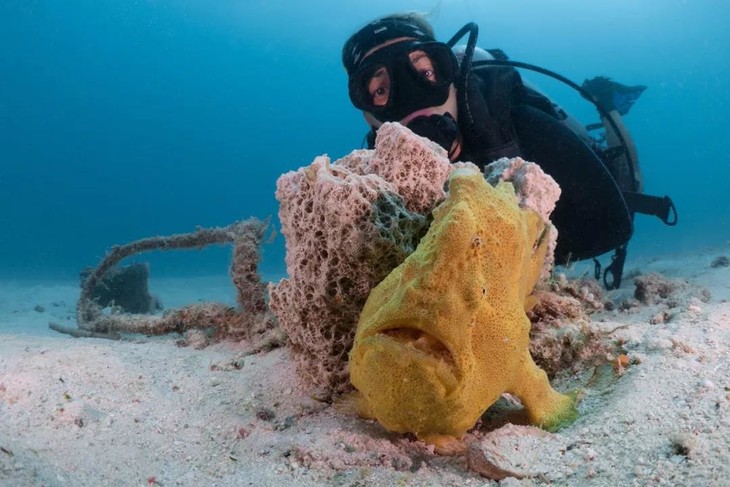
342;12;676;289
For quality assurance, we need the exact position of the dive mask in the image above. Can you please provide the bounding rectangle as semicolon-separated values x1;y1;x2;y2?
348;40;458;123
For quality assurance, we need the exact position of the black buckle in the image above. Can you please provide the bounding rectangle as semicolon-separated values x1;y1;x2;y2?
603;245;628;290
593;258;602;281
661;196;678;226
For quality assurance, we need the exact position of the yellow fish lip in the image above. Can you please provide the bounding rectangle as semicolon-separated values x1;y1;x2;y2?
360;318;460;379
355;332;461;398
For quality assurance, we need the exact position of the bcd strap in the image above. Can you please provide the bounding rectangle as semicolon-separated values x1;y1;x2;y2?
623;192;678;225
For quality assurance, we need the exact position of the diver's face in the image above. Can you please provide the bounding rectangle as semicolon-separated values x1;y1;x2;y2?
363;85;459;129
363;86;462;161
366;45;438;108
359;37;461;159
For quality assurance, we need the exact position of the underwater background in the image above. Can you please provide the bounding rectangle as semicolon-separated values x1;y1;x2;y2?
1;0;728;281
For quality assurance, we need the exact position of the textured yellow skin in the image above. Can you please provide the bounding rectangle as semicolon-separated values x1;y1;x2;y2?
349;169;577;440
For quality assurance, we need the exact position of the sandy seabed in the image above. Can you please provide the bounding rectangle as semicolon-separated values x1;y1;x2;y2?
1;248;729;487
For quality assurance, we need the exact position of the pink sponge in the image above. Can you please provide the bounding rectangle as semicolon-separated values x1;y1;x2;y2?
338;122;453;213
269;123;455;394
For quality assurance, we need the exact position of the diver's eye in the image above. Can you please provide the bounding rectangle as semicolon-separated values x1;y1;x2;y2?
409;50;437;83
420;69;436;82
367;66;390;106
370;85;389;106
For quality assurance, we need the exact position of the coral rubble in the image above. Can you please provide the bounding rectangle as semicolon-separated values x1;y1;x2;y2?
527;277;613;378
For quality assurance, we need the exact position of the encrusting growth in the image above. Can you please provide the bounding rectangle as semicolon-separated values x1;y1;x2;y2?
50;218;281;347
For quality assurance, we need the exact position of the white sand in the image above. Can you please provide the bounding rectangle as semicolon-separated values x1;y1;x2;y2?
1;250;729;486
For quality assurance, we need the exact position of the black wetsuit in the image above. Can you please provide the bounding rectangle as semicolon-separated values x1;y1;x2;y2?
456;65;633;264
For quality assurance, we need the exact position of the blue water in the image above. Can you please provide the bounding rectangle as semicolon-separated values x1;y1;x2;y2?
1;0;728;281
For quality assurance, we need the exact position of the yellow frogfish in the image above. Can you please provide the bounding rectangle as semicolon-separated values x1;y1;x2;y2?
349;167;577;443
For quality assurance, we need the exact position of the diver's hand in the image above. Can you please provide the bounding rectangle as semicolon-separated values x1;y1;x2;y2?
471;66;522;151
